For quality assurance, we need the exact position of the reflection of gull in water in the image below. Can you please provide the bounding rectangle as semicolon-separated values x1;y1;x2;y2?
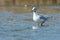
32;7;52;29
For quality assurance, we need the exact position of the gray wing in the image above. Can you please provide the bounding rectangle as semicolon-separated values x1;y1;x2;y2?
40;16;48;21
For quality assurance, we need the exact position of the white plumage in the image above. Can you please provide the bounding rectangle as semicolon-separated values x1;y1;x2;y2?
32;7;52;26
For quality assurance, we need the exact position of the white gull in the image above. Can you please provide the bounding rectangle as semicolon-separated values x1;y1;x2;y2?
32;7;52;27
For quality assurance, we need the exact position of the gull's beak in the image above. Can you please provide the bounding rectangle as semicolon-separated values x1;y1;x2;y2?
31;7;36;12
32;7;35;10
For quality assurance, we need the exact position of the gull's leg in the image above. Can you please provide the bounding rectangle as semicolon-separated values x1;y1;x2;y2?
41;21;45;26
37;22;41;27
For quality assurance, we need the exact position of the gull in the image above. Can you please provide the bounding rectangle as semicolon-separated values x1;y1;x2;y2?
32;7;52;27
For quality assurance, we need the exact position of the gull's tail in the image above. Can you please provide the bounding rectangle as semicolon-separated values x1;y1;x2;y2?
47;16;53;21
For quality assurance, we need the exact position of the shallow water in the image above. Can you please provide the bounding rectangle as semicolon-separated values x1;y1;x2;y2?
0;11;60;40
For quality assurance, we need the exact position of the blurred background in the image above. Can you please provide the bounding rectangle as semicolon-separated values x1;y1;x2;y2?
0;0;60;13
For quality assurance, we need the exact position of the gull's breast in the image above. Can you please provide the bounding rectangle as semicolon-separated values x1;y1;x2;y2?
33;15;41;22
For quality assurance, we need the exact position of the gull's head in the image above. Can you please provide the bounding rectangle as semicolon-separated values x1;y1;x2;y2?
32;7;37;11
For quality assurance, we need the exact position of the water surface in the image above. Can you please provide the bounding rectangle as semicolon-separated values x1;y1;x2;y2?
0;11;60;40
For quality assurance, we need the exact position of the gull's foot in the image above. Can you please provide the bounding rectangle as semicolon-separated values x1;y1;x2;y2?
41;25;49;27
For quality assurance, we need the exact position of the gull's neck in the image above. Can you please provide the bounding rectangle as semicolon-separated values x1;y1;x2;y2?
33;10;38;16
33;10;39;20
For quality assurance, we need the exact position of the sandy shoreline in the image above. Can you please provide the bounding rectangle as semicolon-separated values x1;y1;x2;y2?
0;7;60;13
